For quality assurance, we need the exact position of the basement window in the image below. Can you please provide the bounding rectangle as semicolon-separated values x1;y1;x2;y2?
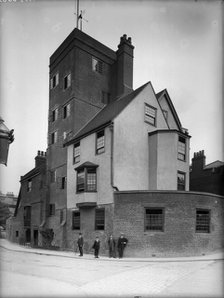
196;209;210;233
145;208;164;232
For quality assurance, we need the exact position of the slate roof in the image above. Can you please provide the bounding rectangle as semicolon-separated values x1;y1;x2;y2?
65;81;150;145
204;160;224;170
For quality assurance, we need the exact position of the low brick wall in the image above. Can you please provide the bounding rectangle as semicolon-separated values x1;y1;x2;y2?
113;191;224;257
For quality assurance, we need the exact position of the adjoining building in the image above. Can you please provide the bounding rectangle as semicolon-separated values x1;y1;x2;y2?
7;28;224;257
190;150;224;196
7;151;47;246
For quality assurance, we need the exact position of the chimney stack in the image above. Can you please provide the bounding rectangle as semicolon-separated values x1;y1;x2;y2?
35;150;46;168
116;34;134;98
191;150;206;172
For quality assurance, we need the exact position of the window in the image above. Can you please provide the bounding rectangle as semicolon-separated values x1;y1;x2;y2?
162;109;168;120
96;130;105;154
95;208;105;230
50;170;56;183
92;57;103;74
52;108;59;122
24;206;31;226
63;103;71;119
196;209;210;233
76;167;97;193
102;91;110;104
63;73;71;90
61;177;66;189
16;231;19;237
145;104;157;126
50;73;59;89
177;171;185;190
72;211;80;230
27;179;32;192
49;204;55;216
73;142;80;164
145;208;164;231
51;131;58;144
60;210;63;224
178;136;186;161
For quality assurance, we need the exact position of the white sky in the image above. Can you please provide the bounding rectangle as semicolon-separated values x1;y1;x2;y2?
0;0;223;195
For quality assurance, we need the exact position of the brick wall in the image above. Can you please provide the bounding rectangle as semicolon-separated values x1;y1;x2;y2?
114;191;224;257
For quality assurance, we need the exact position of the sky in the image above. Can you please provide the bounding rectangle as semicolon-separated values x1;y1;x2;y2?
0;0;223;195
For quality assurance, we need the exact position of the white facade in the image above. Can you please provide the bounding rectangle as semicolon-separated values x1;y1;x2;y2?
66;82;190;208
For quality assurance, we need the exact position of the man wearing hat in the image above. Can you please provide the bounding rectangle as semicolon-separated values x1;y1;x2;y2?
117;233;128;258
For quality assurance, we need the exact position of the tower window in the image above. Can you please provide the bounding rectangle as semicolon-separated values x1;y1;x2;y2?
51;131;58;144
50;73;59;89
27;179;32;192
64;73;71;90
92;57;103;74
63;103;71;119
52;108;59;122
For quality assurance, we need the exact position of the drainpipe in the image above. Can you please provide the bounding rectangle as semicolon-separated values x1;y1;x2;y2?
109;122;118;191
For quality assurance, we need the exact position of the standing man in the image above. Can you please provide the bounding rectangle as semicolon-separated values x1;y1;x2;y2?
92;236;100;258
77;233;84;256
117;233;128;259
108;235;116;258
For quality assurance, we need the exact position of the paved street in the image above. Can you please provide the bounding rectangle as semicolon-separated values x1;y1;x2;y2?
0;239;223;298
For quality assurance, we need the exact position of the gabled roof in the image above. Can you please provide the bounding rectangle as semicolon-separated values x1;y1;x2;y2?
156;89;182;131
204;160;224;170
65;82;150;145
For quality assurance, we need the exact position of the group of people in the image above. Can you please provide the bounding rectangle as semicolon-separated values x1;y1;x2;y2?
76;233;128;259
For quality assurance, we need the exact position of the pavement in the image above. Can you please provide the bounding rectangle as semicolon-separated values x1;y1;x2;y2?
1;239;224;298
0;238;224;262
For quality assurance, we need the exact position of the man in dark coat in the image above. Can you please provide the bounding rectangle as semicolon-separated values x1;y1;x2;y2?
117;233;128;258
77;233;84;256
92;236;100;258
108;235;116;258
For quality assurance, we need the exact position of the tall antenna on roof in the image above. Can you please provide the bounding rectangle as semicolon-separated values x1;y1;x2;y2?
74;0;88;31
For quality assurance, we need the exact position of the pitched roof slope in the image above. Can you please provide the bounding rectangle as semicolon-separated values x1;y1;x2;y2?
66;82;150;145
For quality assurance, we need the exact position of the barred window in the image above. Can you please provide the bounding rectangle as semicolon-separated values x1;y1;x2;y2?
73;142;80;164
177;171;185;190
95;208;105;230
92;57;103;74
72;211;80;230
196;209;210;233
178;136;186;161
145;104;157;126
145;208;164;231
96;130;105;154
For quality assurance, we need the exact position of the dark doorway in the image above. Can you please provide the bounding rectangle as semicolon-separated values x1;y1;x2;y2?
33;229;38;246
25;229;31;243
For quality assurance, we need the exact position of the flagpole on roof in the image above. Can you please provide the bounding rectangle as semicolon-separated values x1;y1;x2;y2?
76;0;79;29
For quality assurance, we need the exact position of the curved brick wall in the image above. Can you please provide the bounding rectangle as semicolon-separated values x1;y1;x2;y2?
113;191;224;257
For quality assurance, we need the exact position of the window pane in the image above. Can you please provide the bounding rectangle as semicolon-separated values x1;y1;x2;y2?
73;211;80;230
145;209;164;231
95;208;105;230
77;170;85;192
87;169;96;191
196;210;210;233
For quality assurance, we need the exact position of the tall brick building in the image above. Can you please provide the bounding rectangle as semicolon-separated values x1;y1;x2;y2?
7;28;224;257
